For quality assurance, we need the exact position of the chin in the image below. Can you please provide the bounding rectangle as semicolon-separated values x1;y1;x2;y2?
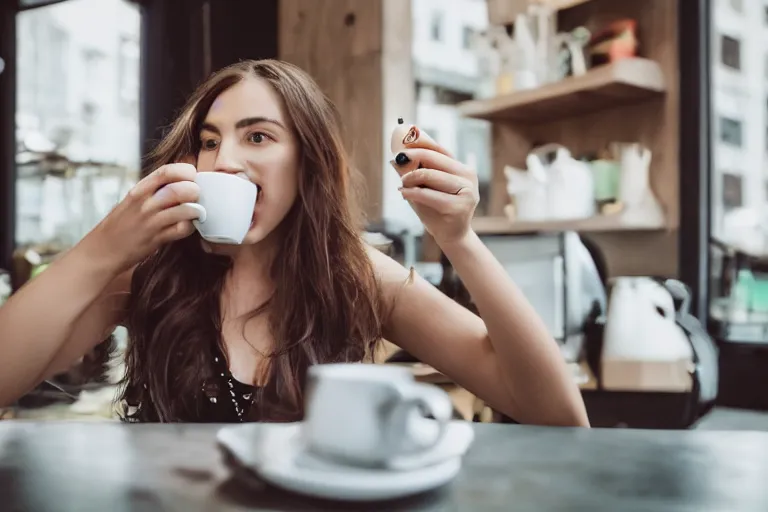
236;202;293;247
240;229;268;245
239;220;280;246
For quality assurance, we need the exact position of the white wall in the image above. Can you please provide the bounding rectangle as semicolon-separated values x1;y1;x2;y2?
416;100;460;155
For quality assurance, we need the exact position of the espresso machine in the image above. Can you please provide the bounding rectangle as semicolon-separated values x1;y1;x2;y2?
465;231;607;363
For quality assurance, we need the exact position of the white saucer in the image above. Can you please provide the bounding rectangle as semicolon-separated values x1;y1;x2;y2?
217;420;474;502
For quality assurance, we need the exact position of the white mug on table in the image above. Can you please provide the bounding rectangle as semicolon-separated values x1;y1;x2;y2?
301;363;454;468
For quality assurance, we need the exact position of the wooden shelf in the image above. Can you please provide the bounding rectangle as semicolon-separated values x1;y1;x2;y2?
488;0;592;25
472;214;666;235
545;0;592;9
458;58;666;123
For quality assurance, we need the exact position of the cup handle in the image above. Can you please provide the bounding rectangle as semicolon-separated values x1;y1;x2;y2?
183;203;206;223
383;382;452;456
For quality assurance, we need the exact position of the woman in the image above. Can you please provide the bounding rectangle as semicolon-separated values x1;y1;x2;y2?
0;60;589;426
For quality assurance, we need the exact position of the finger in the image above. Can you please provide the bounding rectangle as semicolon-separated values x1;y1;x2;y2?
390;157;419;177
151;203;205;231
142;180;200;214
400;186;456;214
401;168;471;195
129;163;197;199
156;220;196;244
393;148;474;179
391;124;453;158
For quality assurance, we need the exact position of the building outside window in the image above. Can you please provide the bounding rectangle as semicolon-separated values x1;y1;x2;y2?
710;0;768;244
15;0;141;248
411;0;491;216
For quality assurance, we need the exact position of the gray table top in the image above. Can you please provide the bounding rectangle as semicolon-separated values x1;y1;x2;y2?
1;421;768;512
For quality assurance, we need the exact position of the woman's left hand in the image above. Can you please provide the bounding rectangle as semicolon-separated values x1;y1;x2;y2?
392;147;479;247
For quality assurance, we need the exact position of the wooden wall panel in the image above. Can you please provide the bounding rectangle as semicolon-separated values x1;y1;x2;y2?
279;0;412;223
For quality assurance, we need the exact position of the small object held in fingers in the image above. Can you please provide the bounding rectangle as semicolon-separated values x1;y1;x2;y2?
390;122;447;156
403;126;419;145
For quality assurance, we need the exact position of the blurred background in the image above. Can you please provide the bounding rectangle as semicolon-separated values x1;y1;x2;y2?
2;0;768;430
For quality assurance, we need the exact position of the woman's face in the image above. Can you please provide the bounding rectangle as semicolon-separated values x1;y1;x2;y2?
196;77;299;245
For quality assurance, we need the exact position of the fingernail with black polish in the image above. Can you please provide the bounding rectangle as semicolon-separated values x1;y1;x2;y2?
395;152;411;166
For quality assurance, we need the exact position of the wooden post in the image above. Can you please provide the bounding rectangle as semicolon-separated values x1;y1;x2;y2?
0;1;15;275
138;0;279;163
279;0;414;223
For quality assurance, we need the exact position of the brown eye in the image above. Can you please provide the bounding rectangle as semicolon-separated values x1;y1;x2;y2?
248;132;266;144
201;138;219;150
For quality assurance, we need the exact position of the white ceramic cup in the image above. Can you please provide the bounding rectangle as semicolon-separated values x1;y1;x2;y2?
182;172;258;245
301;363;453;468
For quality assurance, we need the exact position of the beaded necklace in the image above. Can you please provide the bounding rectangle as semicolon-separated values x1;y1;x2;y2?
204;354;257;423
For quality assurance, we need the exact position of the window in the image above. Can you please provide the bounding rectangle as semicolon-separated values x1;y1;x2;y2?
410;0;491;217
15;0;141;248
721;34;742;70
430;12;443;41
720;116;743;147
722;173;743;210
765;54;768;79
462;26;474;50
118;35;140;116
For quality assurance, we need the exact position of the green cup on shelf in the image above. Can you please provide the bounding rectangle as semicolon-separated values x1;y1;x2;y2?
590;159;620;202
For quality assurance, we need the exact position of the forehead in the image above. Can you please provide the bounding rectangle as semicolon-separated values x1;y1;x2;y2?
204;77;285;125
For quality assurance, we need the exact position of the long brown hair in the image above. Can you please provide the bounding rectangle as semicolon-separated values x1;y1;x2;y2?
120;60;383;422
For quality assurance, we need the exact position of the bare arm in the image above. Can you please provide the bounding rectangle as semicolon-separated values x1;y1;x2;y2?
0;162;211;406
39;263;133;381
0;238;129;407
371;243;589;427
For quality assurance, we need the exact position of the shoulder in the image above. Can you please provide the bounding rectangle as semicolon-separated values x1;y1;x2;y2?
363;243;413;291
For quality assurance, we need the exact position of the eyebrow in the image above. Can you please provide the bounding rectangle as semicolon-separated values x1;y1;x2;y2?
200;116;285;134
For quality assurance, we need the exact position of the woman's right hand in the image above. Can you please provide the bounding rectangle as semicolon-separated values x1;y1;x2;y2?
82;163;202;274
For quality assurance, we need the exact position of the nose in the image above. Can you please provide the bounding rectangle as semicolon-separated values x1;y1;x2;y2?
213;140;245;174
